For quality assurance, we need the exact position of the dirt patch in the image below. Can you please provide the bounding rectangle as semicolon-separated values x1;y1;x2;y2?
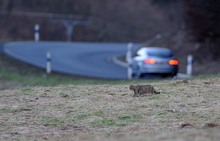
0;77;220;140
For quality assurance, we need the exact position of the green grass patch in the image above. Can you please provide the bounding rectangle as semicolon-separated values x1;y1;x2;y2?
90;118;117;127
75;113;91;120
53;104;64;110
40;117;64;126
20;87;33;95
94;111;104;117
89;114;141;127
117;114;141;126
75;111;104;120
0;107;11;113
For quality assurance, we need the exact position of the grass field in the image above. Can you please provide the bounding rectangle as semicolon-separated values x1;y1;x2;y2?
1;76;220;140
0;55;220;140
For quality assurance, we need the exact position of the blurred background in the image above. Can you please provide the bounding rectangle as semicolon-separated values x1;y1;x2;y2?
0;0;220;75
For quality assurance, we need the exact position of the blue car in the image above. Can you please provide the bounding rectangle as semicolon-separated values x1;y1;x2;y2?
131;47;178;78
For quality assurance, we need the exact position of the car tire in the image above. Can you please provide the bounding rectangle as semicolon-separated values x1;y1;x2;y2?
135;67;142;79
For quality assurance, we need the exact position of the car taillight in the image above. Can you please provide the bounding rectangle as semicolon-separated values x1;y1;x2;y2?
169;60;178;65
144;59;155;64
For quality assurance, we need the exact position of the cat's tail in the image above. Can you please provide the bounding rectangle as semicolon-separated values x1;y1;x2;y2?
154;91;160;94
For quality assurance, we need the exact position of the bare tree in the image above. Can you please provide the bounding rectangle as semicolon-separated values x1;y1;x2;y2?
0;0;176;42
89;0;173;42
184;0;220;60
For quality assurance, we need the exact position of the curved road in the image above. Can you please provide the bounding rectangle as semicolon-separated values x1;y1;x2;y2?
3;41;140;79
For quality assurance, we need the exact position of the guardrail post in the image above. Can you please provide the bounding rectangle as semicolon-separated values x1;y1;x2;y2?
34;24;40;42
127;43;133;80
187;55;193;76
46;52;51;74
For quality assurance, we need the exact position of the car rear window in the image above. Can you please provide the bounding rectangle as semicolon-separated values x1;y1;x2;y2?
147;50;173;58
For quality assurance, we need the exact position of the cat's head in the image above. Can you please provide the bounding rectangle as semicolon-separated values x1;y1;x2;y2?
129;85;135;90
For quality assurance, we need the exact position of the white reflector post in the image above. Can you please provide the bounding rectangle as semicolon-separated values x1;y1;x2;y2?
34;24;40;42
127;42;133;80
187;55;193;76
46;52;51;74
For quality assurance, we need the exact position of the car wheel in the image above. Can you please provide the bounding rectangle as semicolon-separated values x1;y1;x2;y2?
135;67;142;79
170;72;177;78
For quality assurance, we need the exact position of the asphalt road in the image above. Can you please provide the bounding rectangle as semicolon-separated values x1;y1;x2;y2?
3;41;140;79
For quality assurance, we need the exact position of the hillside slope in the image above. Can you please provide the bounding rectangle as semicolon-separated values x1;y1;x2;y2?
0;0;181;42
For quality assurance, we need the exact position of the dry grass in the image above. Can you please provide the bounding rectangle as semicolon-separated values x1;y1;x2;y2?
0;77;220;140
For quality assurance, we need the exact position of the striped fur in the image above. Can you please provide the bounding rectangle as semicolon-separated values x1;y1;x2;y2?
129;85;160;97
